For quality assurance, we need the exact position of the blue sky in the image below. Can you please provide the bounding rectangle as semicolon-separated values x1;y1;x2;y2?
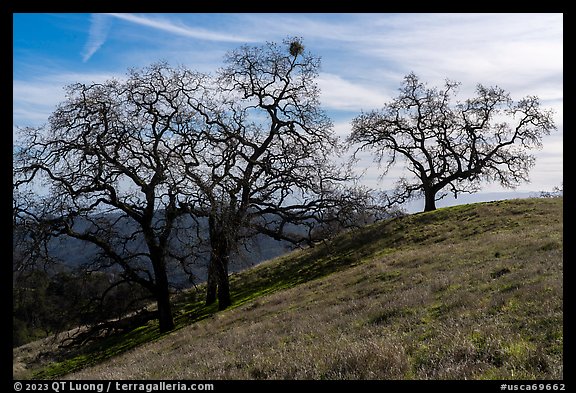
13;13;563;197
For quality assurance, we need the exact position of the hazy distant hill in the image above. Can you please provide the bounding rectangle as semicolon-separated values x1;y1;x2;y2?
45;213;297;286
40;191;543;285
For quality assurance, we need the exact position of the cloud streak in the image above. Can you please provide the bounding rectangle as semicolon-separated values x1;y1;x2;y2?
105;13;258;43
82;13;262;62
82;14;112;62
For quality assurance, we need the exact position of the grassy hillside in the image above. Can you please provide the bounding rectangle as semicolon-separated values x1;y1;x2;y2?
14;197;563;380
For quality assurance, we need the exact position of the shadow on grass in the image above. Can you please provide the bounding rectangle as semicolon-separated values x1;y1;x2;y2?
33;214;404;379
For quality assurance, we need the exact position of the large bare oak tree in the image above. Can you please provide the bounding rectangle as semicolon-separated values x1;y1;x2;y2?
13;63;208;332
348;73;556;212
183;38;365;309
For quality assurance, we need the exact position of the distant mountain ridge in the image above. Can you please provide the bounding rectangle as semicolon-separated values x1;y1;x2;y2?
36;191;548;286
44;213;297;287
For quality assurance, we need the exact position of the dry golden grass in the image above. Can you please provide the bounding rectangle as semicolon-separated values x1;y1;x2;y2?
57;198;562;380
13;325;93;379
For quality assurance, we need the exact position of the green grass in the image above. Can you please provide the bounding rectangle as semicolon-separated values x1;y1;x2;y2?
14;197;563;380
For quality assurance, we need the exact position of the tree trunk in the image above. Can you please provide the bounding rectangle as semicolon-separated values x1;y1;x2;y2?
150;252;175;333
208;251;232;310
207;231;233;310
423;188;437;212
156;285;175;333
215;255;231;310
205;260;218;306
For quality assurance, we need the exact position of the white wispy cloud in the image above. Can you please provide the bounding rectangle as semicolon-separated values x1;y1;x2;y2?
13;71;124;128
317;73;391;112
105;13;258;43
82;14;112;62
347;13;562;89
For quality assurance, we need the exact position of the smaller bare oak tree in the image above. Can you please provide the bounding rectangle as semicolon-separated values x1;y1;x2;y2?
348;73;556;212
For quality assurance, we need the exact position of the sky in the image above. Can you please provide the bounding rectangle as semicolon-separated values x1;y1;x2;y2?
12;13;563;206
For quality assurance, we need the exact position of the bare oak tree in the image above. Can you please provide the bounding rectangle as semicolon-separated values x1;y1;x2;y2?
183;38;366;309
13;63;207;332
348;73;556;211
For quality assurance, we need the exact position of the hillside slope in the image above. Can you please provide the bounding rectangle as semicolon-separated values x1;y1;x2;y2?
18;198;563;380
